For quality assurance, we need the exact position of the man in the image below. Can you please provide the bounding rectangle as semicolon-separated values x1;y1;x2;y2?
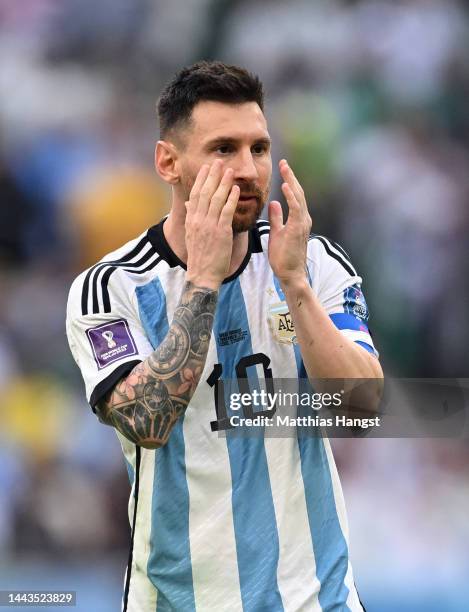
66;61;383;611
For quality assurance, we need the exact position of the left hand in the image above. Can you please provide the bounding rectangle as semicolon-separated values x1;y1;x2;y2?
268;159;312;286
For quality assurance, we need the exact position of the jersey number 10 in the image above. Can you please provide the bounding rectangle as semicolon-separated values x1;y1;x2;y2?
206;352;276;431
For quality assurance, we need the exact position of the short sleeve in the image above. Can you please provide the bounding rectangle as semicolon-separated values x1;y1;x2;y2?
307;235;379;358
66;267;155;411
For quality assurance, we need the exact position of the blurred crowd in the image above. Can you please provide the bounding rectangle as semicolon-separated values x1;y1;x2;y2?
1;0;468;609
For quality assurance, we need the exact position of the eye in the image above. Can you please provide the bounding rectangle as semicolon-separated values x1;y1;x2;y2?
215;143;234;155
252;142;269;155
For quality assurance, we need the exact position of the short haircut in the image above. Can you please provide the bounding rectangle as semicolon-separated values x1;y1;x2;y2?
157;61;264;139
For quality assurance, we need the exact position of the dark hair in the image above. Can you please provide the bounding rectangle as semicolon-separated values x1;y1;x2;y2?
157;61;264;138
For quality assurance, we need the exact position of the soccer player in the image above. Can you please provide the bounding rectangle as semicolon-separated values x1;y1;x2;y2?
66;61;383;611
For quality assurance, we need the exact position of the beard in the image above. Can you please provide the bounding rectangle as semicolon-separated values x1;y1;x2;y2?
231;181;266;233
181;174;269;234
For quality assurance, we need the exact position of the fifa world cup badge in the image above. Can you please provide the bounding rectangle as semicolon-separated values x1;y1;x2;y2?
268;302;297;344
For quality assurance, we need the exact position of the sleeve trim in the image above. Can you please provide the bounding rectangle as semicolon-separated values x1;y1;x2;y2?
89;359;142;413
355;340;379;358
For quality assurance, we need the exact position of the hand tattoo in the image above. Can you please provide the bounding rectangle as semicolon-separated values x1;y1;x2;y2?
96;281;218;448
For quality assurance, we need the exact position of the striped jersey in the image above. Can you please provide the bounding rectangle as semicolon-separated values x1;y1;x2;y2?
66;218;378;612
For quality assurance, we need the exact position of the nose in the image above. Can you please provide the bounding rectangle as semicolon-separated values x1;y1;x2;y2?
232;147;259;183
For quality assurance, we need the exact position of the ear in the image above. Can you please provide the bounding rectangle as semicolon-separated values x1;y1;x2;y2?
155;140;180;185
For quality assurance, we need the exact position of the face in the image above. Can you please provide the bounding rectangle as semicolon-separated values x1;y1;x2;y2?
176;101;272;233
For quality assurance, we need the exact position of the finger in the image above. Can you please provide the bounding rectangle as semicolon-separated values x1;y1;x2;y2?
279;160;302;199
218;184;240;227
268;200;283;233
279;160;307;214
197;159;224;216
207;167;234;220
283;162;312;226
188;164;210;213
281;182;302;222
279;159;301;190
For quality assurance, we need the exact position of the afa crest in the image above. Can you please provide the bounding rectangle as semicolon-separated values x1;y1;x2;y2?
268;302;297;344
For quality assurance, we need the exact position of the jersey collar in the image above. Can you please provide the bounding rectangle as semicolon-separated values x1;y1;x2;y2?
147;217;264;284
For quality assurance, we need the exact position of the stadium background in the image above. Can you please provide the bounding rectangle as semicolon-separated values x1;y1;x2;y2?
1;0;468;610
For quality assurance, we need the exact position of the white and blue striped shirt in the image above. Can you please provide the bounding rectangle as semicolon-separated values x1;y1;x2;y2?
66;218;377;612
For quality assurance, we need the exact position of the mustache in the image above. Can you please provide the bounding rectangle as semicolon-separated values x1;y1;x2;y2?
235;182;264;199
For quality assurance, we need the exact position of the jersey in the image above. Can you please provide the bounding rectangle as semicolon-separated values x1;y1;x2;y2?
66;217;378;612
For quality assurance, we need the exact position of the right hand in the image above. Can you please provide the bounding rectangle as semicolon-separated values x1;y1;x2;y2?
185;159;240;290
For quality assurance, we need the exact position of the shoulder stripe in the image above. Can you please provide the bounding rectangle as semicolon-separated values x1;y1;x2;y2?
257;220;270;227
100;255;163;313
123;256;163;276
81;236;149;315
81;237;156;315
330;239;352;263
313;236;357;277
258;228;270;237
321;236;357;274
92;246;155;314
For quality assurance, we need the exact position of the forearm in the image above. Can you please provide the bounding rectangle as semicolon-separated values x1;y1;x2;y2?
96;280;217;448
282;278;383;381
282;278;383;416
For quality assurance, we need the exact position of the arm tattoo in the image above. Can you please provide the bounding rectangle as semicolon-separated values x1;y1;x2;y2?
96;281;218;448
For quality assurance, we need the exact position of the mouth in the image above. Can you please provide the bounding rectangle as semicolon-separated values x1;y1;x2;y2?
238;195;257;203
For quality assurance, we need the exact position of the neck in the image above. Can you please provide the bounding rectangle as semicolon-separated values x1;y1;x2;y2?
163;201;250;279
